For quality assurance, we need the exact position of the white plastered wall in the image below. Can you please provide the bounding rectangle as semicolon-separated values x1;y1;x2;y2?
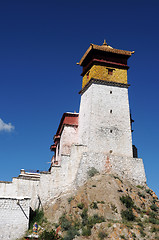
78;83;133;157
0;197;30;240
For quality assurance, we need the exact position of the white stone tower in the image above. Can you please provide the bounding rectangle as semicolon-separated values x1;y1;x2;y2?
78;41;134;158
49;40;146;186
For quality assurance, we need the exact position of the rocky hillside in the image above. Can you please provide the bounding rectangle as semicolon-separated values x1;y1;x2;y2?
42;170;159;240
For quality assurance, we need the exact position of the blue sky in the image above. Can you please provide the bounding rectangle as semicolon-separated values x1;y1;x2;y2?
0;0;158;197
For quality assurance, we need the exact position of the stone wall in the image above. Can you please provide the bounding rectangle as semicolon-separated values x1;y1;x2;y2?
0;175;41;210
78;82;133;157
0;197;30;240
75;152;146;187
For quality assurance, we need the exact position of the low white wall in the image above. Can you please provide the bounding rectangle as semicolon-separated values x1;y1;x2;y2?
0;197;30;240
75;151;146;187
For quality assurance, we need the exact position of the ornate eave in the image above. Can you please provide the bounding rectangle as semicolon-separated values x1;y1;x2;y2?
78;43;134;67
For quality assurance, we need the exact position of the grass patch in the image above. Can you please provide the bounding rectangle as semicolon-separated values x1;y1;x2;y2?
87;167;99;178
98;231;108;239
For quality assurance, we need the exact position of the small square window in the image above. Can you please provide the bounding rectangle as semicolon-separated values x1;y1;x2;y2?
110;110;112;113
110;91;112;94
108;69;113;75
110;130;112;133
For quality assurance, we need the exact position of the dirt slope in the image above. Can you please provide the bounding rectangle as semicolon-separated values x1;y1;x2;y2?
44;172;159;240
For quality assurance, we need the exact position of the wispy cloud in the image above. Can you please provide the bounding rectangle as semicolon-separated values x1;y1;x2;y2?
0;118;15;132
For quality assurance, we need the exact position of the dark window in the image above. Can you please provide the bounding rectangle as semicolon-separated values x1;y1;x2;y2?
108;69;113;75
110;91;112;94
86;71;90;79
110;130;112;133
110;110;112;113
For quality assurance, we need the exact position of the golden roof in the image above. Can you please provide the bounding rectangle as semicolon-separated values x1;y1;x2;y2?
79;40;134;66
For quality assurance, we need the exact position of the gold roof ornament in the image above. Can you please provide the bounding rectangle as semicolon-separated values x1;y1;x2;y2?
103;39;108;46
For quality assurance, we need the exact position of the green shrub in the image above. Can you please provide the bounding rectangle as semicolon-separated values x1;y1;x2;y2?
146;189;152;195
148;211;159;224
133;205;141;213
120;195;134;209
121;209;135;221
82;226;91;236
136;185;144;189
108;223;112;228
150;204;158;212
149;217;159;224
90;201;98;209
98;231;108;239
120;235;126;240
81;208;88;226
39;229;63;240
63;226;79;240
77;203;84;209
137;222;144;228
139;228;146;237
91;214;105;224
131;232;136;239
138;192;145;199
87;167;99;178
151;226;158;232
59;214;71;231
68;196;74;203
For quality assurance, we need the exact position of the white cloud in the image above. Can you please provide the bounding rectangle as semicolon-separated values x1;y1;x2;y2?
0;118;15;132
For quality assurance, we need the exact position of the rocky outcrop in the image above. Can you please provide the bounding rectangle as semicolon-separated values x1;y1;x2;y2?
43;172;159;240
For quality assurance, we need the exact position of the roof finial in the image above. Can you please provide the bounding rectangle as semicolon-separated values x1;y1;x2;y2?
103;39;108;46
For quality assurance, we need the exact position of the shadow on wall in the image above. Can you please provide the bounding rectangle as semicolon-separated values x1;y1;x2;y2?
29;195;43;229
